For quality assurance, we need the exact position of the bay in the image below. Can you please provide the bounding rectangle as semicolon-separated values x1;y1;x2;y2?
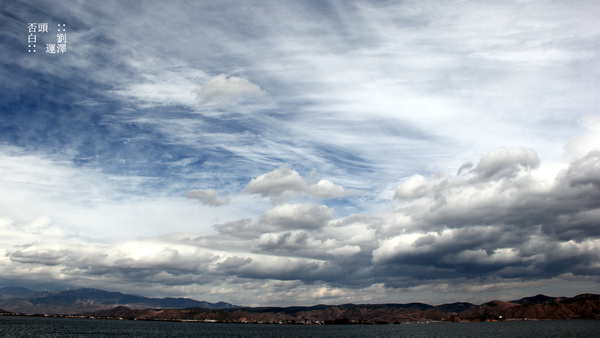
0;316;598;337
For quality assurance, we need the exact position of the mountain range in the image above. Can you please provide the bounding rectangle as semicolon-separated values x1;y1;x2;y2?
0;287;237;314
0;286;598;323
90;294;599;323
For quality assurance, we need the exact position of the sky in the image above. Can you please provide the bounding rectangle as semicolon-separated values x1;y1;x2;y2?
0;0;598;307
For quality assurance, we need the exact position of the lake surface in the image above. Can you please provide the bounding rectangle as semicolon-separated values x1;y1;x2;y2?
0;316;598;337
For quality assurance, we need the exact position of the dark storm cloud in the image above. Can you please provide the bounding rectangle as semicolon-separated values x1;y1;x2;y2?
176;150;598;292
373;149;600;289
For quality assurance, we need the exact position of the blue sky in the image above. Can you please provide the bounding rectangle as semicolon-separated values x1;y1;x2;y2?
0;0;598;306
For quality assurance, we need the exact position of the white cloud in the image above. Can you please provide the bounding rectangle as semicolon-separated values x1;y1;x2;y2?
186;189;229;206
307;179;347;199
563;115;600;162
372;231;442;263
326;245;361;257
0;146;248;240
260;203;334;231
245;167;352;203
113;65;265;109
394;174;430;200
472;147;540;181
200;74;265;104
244;167;306;203
113;59;209;107
447;248;521;265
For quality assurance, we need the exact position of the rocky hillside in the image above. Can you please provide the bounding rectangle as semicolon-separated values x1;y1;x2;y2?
88;304;449;324
0;286;597;323
457;294;599;322
83;294;599;324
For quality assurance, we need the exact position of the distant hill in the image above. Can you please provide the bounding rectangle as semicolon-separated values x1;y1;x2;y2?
0;286;37;299
511;294;563;305
435;302;477;313
83;294;600;324
0;287;597;323
88;303;449;324
459;300;520;319
458;294;600;321
0;287;238;314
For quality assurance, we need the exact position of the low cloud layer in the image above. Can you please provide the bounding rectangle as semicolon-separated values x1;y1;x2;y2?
1;147;598;305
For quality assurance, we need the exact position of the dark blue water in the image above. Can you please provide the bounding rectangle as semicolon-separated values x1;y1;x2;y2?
0;316;598;337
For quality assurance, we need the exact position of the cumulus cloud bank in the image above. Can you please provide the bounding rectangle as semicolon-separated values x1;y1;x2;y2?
2;147;598;305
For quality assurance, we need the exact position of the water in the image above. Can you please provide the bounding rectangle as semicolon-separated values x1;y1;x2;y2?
0;316;598;337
